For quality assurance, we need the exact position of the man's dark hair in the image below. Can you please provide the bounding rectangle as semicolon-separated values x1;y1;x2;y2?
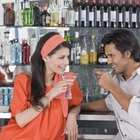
102;29;140;62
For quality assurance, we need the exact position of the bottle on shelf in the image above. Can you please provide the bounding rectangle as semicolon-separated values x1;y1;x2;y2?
98;43;107;65
135;0;140;28
71;31;81;65
74;0;82;27
14;0;22;26
65;1;75;27
130;0;137;28
89;35;97;64
22;0;33;26
4;3;15;26
32;2;41;26
0;3;4;25
40;3;50;26
119;0;127;28
128;0;133;28
85;0;90;27
21;39;30;65
99;0;107;27
80;35;89;65
113;0;119;28
106;0;112;27
80;0;88;27
89;0;94;27
11;39;22;65
3;31;11;65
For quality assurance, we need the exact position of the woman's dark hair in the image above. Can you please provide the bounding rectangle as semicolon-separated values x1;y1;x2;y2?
102;29;140;62
30;32;71;107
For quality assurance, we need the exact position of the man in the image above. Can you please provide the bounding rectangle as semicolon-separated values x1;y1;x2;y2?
81;29;140;140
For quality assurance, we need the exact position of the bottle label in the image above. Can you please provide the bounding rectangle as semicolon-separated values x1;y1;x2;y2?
98;58;107;64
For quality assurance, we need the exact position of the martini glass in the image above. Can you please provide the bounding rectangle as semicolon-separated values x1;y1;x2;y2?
61;72;78;99
93;68;113;95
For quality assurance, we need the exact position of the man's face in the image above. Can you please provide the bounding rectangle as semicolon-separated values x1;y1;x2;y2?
105;43;131;74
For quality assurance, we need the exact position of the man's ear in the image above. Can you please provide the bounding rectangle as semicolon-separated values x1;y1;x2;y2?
124;51;131;58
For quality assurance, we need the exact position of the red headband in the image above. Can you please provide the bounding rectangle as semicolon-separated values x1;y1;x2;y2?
41;34;65;58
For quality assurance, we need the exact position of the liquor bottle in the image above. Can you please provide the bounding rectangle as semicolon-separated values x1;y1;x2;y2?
89;0;94;27
128;0;133;28
64;31;71;44
81;0;87;27
113;0;119;28
40;3;50;26
65;1;75;27
94;1;101;27
14;0;22;26
119;0;126;28
125;0;129;28
136;0;140;28
72;31;81;64
14;39;22;65
0;3;4;25
74;0;82;27
4;3;15;26
85;0;90;27
3;31;11;65
99;0;107;27
89;35;97;64
21;39;30;65
98;43;107;65
106;0;112;27
32;2;41;26
93;0;98;27
80;35;89;65
22;0;33;26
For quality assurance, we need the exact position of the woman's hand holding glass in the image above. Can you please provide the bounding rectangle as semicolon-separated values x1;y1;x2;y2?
61;72;78;99
48;79;74;100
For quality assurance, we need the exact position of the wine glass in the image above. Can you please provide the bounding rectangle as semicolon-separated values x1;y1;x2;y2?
93;68;113;95
61;72;78;99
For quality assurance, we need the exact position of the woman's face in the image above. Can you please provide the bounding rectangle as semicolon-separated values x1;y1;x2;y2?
45;47;70;75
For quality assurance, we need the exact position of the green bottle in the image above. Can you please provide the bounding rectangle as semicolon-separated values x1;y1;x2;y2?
22;0;33;26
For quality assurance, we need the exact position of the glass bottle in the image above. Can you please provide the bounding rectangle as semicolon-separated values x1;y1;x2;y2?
14;0;22;26
65;1;75;27
22;0;33;26
32;2;41;26
74;0;82;27
14;39;22;65
113;0;119;28
81;0;87;27
80;35;89;65
99;0;107;27
136;0;140;28
89;35;97;64
4;3;15;26
72;31;81;64
21;39;30;65
98;43;107;65
106;0;112;27
40;3;50;26
89;0;94;27
3;31;11;65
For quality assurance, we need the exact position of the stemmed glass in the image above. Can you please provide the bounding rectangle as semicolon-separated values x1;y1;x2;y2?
61;72;78;99
93;68;113;95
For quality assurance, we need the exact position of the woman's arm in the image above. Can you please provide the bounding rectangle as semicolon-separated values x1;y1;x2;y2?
64;106;81;140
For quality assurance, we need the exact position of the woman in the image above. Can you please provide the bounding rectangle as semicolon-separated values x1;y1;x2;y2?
0;32;83;140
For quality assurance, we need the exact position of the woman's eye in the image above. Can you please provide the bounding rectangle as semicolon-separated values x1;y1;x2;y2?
59;56;65;59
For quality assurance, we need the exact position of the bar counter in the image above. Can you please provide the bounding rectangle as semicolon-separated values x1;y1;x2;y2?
77;111;117;140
